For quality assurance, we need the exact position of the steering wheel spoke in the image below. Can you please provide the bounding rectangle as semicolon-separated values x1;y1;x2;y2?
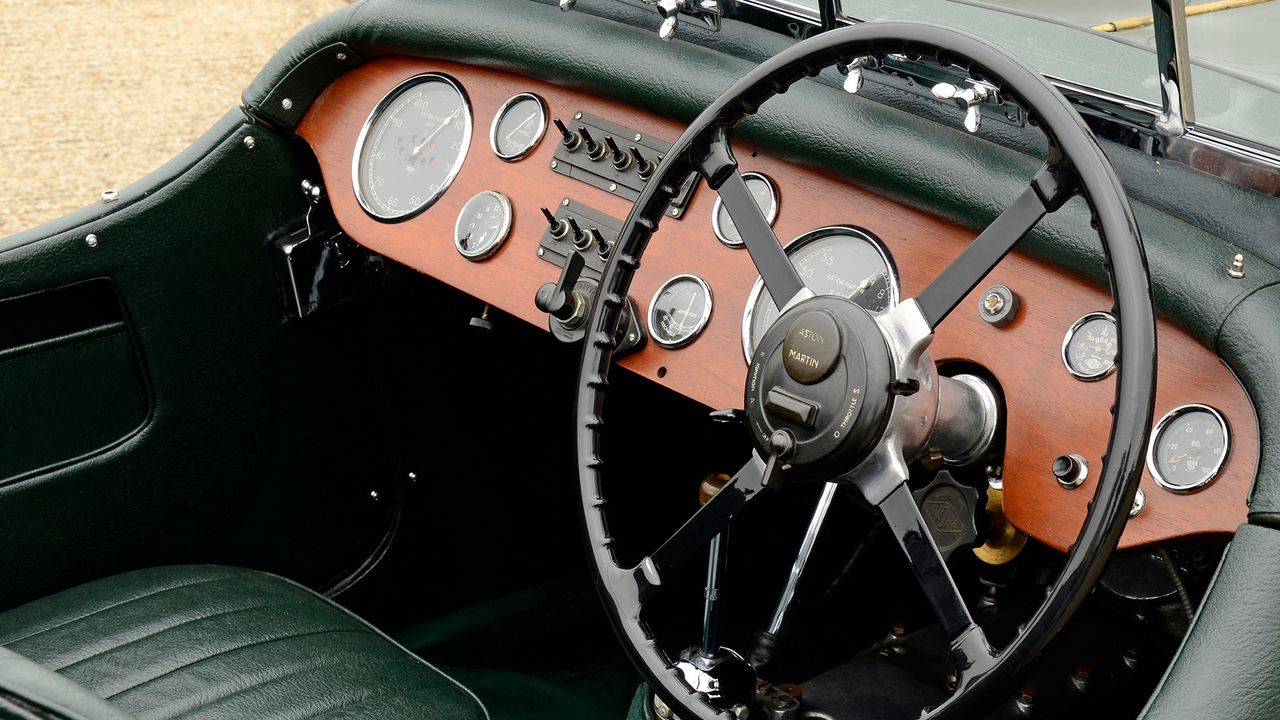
915;162;1079;328
637;454;769;595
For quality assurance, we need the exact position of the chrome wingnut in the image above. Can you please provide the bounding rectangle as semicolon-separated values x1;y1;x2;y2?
842;56;869;94
931;81;991;134
559;0;577;10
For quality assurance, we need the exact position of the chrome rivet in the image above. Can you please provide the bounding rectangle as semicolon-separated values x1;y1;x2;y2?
336;52;347;61
1227;254;1245;279
574;112;583;120
609;183;618;192
243;135;256;150
670;208;680;216
281;98;294;110
561;198;570;207
634;133;643;141
537;248;545;257
84;234;99;248
550;160;559;169
1130;488;1145;517
100;189;119;203
628;333;637;342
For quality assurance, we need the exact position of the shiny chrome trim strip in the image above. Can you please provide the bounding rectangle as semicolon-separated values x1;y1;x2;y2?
489;92;548;162
713;171;779;248
648;273;715;348
741;224;900;363
1147;403;1231;494
453;190;513;260
352;72;473;222
1061;311;1118;381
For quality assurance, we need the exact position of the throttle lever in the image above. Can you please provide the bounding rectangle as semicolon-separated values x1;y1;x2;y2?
535;250;587;325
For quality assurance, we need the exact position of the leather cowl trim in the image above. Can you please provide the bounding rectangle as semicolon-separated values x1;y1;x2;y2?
0;565;488;720
1140;524;1280;720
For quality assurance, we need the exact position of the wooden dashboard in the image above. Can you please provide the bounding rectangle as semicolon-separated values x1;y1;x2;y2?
298;57;1257;553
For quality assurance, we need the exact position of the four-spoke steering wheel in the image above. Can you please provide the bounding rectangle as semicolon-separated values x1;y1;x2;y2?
576;22;1156;720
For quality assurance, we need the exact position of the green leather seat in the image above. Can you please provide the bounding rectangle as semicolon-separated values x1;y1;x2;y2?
0;565;488;720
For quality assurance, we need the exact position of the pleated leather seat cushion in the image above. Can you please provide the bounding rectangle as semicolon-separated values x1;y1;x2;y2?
0;565;488;720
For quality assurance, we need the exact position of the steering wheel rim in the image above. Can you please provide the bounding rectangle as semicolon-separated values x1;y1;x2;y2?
576;21;1156;720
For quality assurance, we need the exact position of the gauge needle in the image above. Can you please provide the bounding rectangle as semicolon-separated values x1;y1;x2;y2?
682;293;698;325
412;108;461;156
505;113;537;141
1168;453;1187;464
845;271;880;298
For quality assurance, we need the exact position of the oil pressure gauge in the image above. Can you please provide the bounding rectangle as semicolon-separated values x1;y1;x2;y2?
454;190;512;260
648;274;713;348
1149;404;1230;493
1062;312;1118;380
490;93;547;161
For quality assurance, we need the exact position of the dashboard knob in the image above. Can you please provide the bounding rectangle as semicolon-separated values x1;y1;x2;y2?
553;118;581;151
630;146;655;180
578;126;605;161
541;207;570;239
604;136;631;171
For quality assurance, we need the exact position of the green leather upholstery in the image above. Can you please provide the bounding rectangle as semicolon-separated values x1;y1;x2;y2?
0;566;487;720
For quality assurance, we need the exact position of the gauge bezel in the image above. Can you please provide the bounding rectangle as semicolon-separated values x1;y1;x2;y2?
453;190;513;260
712;171;779;248
1147;403;1231;494
1061;311;1118;381
648;274;714;349
351;72;473;222
489;92;548;162
741;224;899;363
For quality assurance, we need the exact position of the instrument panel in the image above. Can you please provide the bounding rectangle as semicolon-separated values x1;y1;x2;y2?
298;57;1258;553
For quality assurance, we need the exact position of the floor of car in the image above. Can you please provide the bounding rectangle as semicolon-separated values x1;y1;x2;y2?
394;574;640;719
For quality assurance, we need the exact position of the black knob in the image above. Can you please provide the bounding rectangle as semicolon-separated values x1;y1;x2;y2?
630;146;654;179
553;118;581;151
604;136;630;171
591;227;609;259
1052;454;1087;488
534;251;586;322
541;207;569;239
565;217;588;250
579;126;605;161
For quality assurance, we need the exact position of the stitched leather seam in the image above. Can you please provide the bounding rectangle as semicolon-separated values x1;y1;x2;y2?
0;573;243;648
53;600;326;674
104;628;370;702
135;636;392;720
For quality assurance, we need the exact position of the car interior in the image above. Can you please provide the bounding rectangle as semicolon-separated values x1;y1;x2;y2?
2;1;1279;719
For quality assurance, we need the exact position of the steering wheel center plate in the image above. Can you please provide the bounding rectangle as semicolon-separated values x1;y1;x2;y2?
746;296;895;479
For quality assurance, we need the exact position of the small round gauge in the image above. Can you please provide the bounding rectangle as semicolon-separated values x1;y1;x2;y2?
713;172;778;248
490;93;547;161
1062;312;1118;380
1148;405;1230;493
454;191;512;260
649;274;714;348
742;225;898;361
353;73;472;221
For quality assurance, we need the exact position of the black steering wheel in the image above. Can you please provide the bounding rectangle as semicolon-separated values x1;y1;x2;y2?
575;22;1156;720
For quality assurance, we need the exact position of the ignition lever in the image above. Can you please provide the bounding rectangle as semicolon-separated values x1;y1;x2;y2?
534;250;587;326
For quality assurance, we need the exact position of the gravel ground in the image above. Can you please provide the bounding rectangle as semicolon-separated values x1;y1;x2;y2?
0;0;346;236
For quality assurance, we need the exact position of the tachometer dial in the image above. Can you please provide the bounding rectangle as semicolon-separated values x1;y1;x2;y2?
454;190;512;260
648;274;713;348
1148;404;1230;493
742;225;898;361
353;73;472;221
490;93;547;161
1062;312;1118;380
713;172;778;248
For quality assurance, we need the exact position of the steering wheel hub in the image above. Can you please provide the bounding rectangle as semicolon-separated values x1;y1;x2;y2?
746;297;894;479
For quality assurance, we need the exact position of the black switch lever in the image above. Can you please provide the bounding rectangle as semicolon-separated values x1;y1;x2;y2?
535;250;587;324
541;207;570;239
604;136;631;171
553;118;581;151
578;127;605;161
629;146;654;180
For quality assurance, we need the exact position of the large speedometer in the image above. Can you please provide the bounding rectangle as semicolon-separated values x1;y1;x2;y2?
742;225;899;361
353;73;472;221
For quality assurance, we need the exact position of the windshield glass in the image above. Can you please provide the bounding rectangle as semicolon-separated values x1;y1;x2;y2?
821;0;1280;149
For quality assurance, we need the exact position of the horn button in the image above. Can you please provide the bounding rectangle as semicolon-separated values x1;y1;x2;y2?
745;296;895;480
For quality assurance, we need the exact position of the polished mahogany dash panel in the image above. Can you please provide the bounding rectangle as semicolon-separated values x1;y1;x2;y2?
298;57;1256;552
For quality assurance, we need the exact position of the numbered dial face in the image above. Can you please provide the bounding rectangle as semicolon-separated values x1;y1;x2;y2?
742;226;898;361
353;74;472;221
1149;405;1230;493
490;93;547;161
649;275;714;348
713;172;778;247
1062;312;1118;380
454;191;512;260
